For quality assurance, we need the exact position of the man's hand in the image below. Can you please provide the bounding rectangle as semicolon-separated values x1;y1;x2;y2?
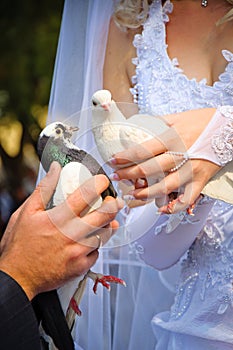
0;162;122;300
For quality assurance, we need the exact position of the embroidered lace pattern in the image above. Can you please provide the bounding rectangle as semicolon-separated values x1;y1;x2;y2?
170;201;233;320
212;106;233;166
130;0;233;117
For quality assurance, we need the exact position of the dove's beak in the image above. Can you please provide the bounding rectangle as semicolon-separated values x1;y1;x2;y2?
102;103;111;112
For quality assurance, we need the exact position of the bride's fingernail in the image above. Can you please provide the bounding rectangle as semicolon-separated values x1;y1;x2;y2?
158;208;167;215
109;158;117;165
128;190;135;195
136;178;147;188
109;173;120;181
123;194;136;201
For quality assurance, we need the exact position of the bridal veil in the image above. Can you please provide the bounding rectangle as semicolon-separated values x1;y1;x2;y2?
39;1;179;349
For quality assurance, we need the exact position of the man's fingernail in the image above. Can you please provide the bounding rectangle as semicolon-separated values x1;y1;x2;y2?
116;197;125;209
109;158;117;165
49;161;61;173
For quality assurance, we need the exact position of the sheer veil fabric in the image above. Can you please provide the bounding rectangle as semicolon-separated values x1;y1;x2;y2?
38;1;178;349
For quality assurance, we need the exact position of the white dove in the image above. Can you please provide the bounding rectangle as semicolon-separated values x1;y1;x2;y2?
91;89;169;166
91;89;172;207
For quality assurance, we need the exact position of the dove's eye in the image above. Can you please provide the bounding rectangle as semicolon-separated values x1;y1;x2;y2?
92;100;98;106
56;128;62;135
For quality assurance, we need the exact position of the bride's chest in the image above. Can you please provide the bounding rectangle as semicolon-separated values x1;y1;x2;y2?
127;6;233;88
165;6;233;86
128;7;233;113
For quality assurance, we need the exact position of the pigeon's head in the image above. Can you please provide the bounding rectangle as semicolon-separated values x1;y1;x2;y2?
91;89;112;112
39;122;79;142
37;122;79;170
91;89;126;128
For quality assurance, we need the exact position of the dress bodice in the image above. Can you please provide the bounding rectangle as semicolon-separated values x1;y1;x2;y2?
130;0;233;116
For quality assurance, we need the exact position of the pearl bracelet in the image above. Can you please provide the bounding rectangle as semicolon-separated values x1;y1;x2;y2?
165;151;189;172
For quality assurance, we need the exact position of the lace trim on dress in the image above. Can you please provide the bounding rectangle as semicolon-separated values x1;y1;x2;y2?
130;0;173;109
212;106;233;166
130;0;233;114
170;201;233;320
154;196;213;235
215;50;233;97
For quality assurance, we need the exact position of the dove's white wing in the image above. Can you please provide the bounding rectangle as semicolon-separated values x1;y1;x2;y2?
119;115;170;149
119;124;153;149
92;122;125;163
128;114;170;134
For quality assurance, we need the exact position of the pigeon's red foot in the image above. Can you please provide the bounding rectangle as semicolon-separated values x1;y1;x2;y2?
69;297;82;316
68;270;126;318
91;274;126;294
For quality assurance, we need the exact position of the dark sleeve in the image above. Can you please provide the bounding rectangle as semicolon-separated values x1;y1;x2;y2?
0;270;41;350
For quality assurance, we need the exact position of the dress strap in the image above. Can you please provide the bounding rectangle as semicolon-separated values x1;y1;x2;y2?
130;0;173;109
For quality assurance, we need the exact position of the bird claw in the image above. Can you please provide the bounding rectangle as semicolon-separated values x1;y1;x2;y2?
161;193;196;216
69;297;82;317
92;274;126;294
69;271;126;318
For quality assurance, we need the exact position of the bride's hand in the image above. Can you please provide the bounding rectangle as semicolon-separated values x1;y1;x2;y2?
109;108;221;213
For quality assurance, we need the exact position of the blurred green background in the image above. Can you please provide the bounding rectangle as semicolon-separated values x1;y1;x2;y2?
0;0;64;235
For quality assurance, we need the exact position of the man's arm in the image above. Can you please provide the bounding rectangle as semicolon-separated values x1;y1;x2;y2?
0;271;41;350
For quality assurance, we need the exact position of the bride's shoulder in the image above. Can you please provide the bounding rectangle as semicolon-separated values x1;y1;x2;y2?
107;17;141;49
104;17;142;101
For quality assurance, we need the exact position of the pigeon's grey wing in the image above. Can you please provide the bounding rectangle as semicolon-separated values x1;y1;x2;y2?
100;179;117;199
68;148;101;175
70;149;117;199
